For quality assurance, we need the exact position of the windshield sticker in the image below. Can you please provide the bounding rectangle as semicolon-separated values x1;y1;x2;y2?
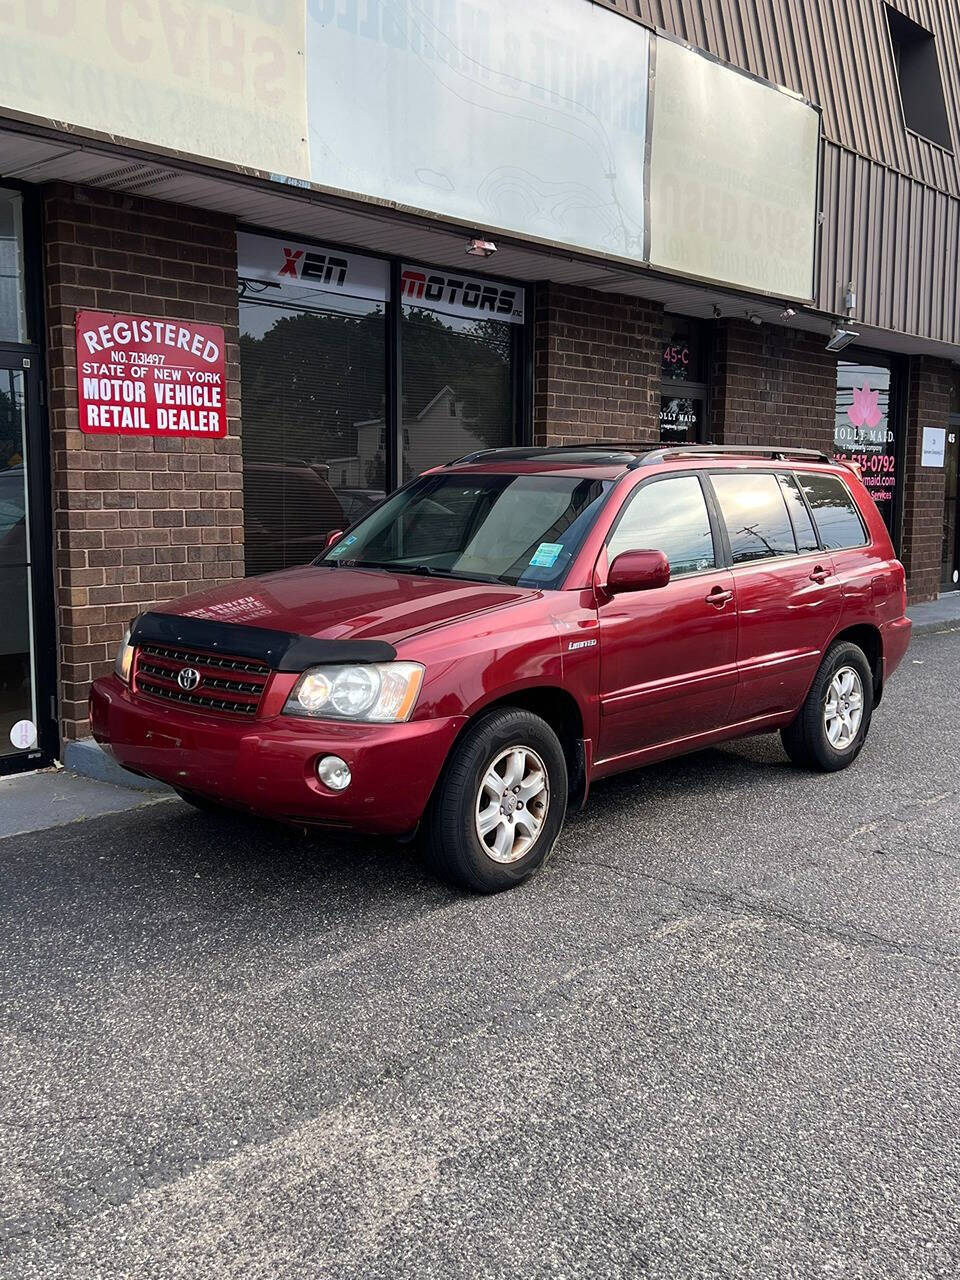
329;534;357;557
530;542;564;568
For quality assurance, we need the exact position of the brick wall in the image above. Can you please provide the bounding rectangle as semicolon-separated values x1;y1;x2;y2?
901;358;951;603
710;319;838;452
533;284;661;445
44;183;242;741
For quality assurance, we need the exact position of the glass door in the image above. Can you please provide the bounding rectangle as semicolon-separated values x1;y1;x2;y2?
942;415;960;591
0;357;49;772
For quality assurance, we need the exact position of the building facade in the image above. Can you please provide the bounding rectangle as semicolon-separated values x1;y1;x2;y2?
0;0;958;775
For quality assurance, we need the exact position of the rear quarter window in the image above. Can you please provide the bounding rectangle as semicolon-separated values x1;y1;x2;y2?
798;473;869;550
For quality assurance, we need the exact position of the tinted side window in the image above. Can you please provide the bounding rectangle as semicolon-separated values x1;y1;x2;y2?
609;475;715;575
778;474;820;552
711;472;797;564
799;473;868;550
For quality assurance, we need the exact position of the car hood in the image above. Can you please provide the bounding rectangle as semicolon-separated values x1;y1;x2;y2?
151;565;537;647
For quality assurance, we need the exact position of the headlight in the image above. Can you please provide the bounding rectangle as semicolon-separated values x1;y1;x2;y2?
114;625;135;685
284;662;424;723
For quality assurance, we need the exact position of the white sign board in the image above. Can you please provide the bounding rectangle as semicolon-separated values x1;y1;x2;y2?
922;426;947;467
648;38;820;300
0;2;309;179
400;265;524;324
306;0;649;262
238;233;389;304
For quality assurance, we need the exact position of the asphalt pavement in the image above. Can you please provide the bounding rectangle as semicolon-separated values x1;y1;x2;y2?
1;626;958;1279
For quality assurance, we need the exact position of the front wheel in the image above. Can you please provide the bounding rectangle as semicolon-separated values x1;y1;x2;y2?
781;640;874;772
424;708;568;893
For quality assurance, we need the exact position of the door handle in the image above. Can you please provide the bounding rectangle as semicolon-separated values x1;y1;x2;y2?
705;586;734;607
809;565;831;584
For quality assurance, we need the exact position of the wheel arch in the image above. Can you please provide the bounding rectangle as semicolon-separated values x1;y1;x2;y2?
831;623;884;706
429;685;589;818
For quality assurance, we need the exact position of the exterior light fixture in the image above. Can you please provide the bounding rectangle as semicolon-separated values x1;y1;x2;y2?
780;308;797;320
712;305;723;319
465;238;497;258
747;312;763;326
825;324;860;353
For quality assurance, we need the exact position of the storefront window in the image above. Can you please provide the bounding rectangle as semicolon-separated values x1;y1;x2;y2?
239;235;388;575
833;358;898;537
401;287;519;479
0;189;28;344
238;235;524;575
660;314;707;443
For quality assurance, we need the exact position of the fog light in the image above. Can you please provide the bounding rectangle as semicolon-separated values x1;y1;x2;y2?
317;755;351;791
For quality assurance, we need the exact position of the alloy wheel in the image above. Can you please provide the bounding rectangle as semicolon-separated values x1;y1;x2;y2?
824;666;864;750
474;745;550;863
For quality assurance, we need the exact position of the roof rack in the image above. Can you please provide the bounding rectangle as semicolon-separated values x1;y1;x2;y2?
446;443;644;466
640;445;832;466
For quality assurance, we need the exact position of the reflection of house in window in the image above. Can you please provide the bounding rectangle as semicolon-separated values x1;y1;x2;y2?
329;385;489;486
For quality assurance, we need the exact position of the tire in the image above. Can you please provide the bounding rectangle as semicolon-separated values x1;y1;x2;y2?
174;787;225;814
780;640;874;772
424;707;569;893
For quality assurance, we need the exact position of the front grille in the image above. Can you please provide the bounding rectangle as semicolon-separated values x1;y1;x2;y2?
133;643;271;717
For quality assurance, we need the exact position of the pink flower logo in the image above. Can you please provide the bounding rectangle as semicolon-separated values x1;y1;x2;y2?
847;383;883;430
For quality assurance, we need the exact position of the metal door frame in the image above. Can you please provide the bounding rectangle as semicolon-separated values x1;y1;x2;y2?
943;413;960;593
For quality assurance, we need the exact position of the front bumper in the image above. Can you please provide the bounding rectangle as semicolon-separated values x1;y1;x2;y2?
90;676;465;835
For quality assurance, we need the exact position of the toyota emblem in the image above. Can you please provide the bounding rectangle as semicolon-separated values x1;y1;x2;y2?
177;667;201;692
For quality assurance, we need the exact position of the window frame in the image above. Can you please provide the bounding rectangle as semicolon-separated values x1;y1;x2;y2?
883;4;954;154
705;468;802;567
604;470;724;580
791;469;871;553
658;312;712;445
238;222;533;504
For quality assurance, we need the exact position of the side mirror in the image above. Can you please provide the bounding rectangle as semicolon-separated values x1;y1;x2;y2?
607;549;671;594
324;528;345;550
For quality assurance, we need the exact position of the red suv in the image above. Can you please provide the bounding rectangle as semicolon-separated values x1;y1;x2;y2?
90;445;911;892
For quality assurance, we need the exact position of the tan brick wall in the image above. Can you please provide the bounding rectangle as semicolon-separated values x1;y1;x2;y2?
43;184;242;741
533;284;662;445
901;358;951;604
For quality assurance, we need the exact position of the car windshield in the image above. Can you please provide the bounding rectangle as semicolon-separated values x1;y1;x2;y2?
316;472;612;587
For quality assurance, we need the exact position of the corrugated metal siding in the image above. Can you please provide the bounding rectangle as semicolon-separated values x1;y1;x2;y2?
611;0;960;344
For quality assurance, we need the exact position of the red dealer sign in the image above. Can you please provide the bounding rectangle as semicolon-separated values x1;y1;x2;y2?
76;311;227;438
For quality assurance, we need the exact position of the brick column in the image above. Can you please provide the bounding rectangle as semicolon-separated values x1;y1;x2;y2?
533;283;661;446
901;358;951;603
710;319;837;452
43;183;243;741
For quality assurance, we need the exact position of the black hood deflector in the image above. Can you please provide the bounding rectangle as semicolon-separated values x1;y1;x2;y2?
130;611;397;670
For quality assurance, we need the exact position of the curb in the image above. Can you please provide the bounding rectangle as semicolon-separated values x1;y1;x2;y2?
62;739;172;793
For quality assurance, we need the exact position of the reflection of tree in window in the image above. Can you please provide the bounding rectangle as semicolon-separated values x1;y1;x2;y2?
401;309;514;479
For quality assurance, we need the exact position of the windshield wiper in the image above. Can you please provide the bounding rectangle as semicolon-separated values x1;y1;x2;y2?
342;560;447;577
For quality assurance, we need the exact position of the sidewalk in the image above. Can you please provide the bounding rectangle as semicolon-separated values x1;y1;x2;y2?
908;593;960;634
0;767;173;841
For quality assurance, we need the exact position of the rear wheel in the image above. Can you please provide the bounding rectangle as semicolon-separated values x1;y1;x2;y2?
780;640;874;772
425;708;568;893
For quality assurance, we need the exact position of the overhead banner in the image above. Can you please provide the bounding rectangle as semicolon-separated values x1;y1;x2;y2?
647;38;820;301
306;0;649;262
400;265;524;324
0;1;308;179
76;311;227;438
237;232;389;303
